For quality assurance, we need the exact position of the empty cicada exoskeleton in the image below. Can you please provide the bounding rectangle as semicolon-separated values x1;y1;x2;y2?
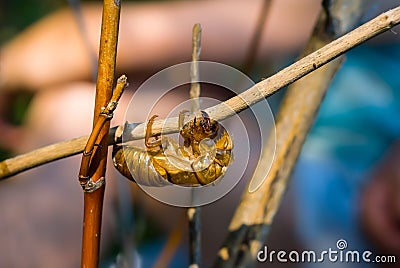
113;111;233;186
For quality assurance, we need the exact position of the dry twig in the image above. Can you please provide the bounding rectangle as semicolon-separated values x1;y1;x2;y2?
0;6;399;179
188;23;202;268
242;0;271;74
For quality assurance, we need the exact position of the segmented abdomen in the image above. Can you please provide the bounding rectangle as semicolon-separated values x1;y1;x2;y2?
112;145;169;186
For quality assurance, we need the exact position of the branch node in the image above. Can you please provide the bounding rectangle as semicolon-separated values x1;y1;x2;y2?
83;149;93;156
81;177;105;193
99;107;114;119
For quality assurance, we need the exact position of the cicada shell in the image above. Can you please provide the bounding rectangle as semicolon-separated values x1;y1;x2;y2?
113;111;233;187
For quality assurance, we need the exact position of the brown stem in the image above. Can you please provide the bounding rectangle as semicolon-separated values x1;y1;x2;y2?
1;6;400;180
79;75;127;185
80;0;121;267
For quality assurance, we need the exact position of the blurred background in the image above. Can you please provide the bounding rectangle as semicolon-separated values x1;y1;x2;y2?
1;0;400;267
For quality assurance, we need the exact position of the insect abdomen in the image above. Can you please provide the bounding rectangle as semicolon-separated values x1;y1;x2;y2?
112;145;169;186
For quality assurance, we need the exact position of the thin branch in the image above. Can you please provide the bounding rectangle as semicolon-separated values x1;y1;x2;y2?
188;23;202;268
79;75;127;185
188;207;201;268
153;213;186;268
68;0;98;82
189;23;201;112
80;0;121;267
242;0;271;74
1;6;399;180
214;0;366;267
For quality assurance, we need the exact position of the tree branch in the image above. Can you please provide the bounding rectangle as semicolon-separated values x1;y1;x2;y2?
1;5;399;180
79;75;127;186
188;23;202;268
80;0;121;267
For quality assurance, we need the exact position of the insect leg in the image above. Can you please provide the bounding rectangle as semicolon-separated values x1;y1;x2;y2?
179;110;192;147
145;115;162;149
178;110;190;129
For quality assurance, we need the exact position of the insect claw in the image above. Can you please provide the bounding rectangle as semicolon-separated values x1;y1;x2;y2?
145;115;162;148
